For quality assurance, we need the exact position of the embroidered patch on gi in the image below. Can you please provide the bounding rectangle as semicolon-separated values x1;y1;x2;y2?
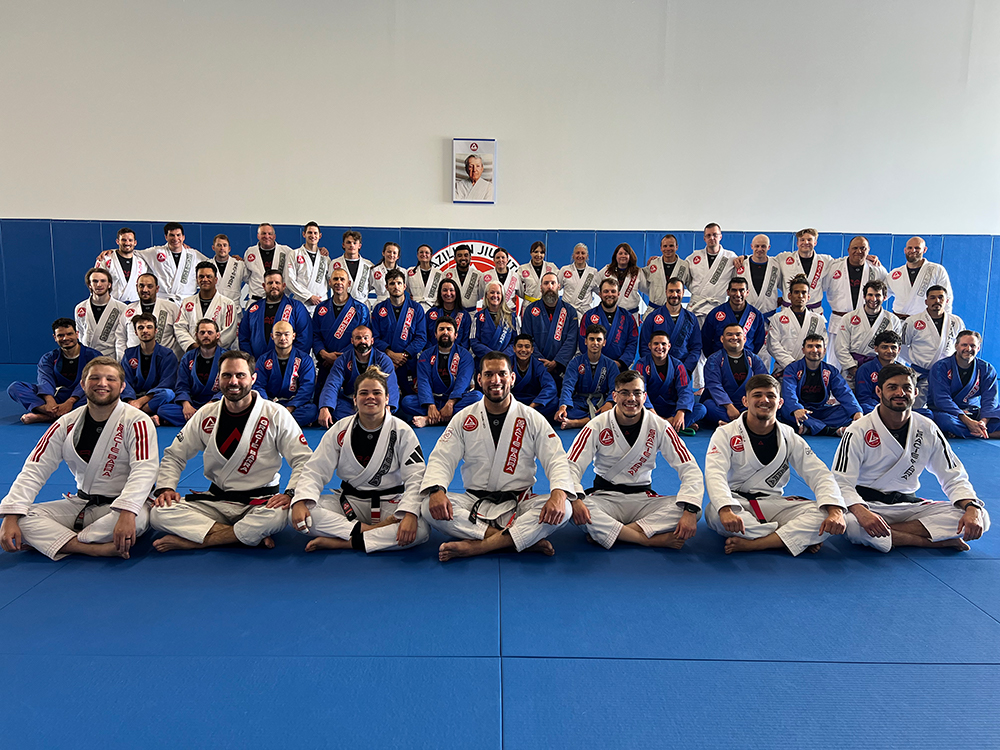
730;435;744;452
599;428;614;446
865;429;881;448
201;416;216;434
463;415;479;431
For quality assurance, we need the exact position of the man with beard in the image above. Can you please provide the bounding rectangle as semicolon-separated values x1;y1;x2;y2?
700;324;769;427
780;335;862;437
291;367;430;553
98;227;148;304
156;319;225;426
313;267;371;390
824;235;888;357
578;278;638;373
407;243;446;310
371;269;426;395
510;334;558;419
318;325;399;426
775;228;833;310
8;318;102;424
833;364;989;552
855;331;904;414
635;331;705;431
705;374;848;555
700;277;766;360
520;271;577;387
120;313;178;417
888;236;953;319
638;278;701;373
115;222;207;303
767;275;827;378
447;244;485;309
1;357;158;560
175;262;240;351
401;317;481;428
558;242;600;318
244;223;303;303
421;351;574;560
117;273;182;358
929;330;1000;439
253;321;318;427
150;351;312;552
207;233;251;305
238;269;312;359
644;234;693;309
833;280;902;389
902;285;965;409
74;267;128;359
566;369;704;550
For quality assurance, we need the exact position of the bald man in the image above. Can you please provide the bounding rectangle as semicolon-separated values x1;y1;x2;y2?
888;236;953;319
252;321;318;427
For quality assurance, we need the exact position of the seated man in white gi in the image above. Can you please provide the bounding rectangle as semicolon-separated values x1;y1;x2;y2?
833;363;989;552
150;351;313;552
290;367;429;553
566;369;704;549
902;285;965;410
833;279;901;389
421;351;575;561
0;357;158;560
929;330;1000;439
705;374;847;555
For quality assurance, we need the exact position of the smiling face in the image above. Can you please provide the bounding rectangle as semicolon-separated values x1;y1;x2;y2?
82;364;125;406
513;338;534;363
382;244;399;267
54;325;79;352
613;378;646;419
197;267;218;295
743;383;781;421
847;237;869;265
530;245;545;265
354;376;388;419
257;224;276;250
478;358;514;404
165;228;185;250
649;334;670;363
88;270;111;298
137;275;158;303
465;156;484;183
485;283;503;310
219;358;256;403
455;247;471;271
877;374;916;413
117;232;136;255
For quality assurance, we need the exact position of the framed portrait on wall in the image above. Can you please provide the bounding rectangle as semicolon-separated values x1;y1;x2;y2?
453;138;496;204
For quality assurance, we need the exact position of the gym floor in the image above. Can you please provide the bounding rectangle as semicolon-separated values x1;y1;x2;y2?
0;365;997;749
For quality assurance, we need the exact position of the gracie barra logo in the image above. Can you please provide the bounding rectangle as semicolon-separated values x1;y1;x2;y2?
238;416;270;474
599;428;614;446
785;257;794;265
851;315;862;326
503;417;527;474
129;358;139;369
77;306;86;318
264;359;273;370
337;429;347;446
715;311;726;322
654;314;664;325
101;423;126;478
186;301;195;312
431;241;520;278
780;315;790;324
563;270;572;279
521;269;530;278
463;415;478;431
914;320;927;330
201;416;216;434
865;429;881;448
531;307;541;317
892;270;903;280
247;253;256;262
692;256;701;265
378;307;388;317
730;435;744;452
157;252;167;262
833;270;842;279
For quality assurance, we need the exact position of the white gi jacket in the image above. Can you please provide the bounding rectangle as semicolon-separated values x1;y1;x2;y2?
370;263;404;306
138;246;208;302
0;402;158;518
733;257;783;315
644;257;693;308
445;266;485;310
832;408;978;508
174;293;241;351
406;265;447;310
559;264;600;316
833;306;902;372
516;262;560;303
686;248;737;319
331;255;376;305
294;413;426;519
480;267;520;311
902;311;965;372
211;255;251;307
75;297;128;359
157;395;313;493
825;258;889;317
243;243;305;301
565;409;704;506
420;399;576;499
767;309;828;371
776;251;833;304
117;299;183;359
285;246;333;313
99;252;149;304
705;414;846;516
888;261;953;316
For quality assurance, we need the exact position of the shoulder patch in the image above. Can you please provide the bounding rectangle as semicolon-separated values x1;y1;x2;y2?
730;435;744;452
864;429;881;448
463;415;478;431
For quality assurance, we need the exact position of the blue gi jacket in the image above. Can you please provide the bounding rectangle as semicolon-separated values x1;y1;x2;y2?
175;347;225;405
120;343;178;400
371;294;427;358
929;355;1000;421
312;297;371;356
638;305;701;373
781;359;861;415
415;344;476;406
511;356;558;411
35;346;103;401
320;348;399;411
521;299;578;367
634;353;695;416
239;295;312;358
252;346;317;411
701;301;767;358
578;306;638;366
702;348;768;407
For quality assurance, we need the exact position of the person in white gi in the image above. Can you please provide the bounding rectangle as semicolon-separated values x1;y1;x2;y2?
902;285;964;409
731;234;783;321
767;275;827;377
369;241;403;307
644;234;694;310
0;357;158;560
824;236;889;357
447;244;485;310
516;241;559;306
407;244;446;310
566;369;704;549
686;223;737;325
150;351;313;552
131;222;208;303
291;367;429;553
174;262;240;351
559;243;600;318
117;273;183;358
208;233;251;306
421;352;575;561
833;279;902;388
705;373;848;555
331;230;375;305
832;363;988;552
99;227;148;304
285;222;333;314
888;236;953;319
75;267;128;359
455;153;494;201
480;248;520;312
243;222;304;302
772;228;834;311
600;243;646;319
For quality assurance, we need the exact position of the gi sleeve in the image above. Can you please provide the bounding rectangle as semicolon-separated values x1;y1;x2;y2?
0;417;71;516
407;305;427;357
560;358;580;407
829;367;862;414
158;350;179;391
978;362;1000;421
312;305;329;354
656;418;704;510
319;357;347;410
833;317;854;372
830;425;866;509
36;351;58;397
293;303;313;357
703;353;732;407
111;414;159;516
674;363;695;413
926;426;980;507
704;428;742;515
565;419;599;496
293;424;343;504
238;310;253;354
620;316;638;367
395;427;427;517
420;421;465;493
287;356;316;411
174;356;194;404
532;412;576;495
638;314;655;359
786;430;846;509
450;350;475;401
156;413;210;491
535;364;558;410
780;366;804;413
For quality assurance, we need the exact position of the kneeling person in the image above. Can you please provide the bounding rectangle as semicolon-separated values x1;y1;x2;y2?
780;334;862;436
291;367;429;552
421;352;575;560
0;357;158;560
150;351;313;552
121;313;178;416
705;374;847;555
510;334;558;418
253;321;318;427
566;370;704;549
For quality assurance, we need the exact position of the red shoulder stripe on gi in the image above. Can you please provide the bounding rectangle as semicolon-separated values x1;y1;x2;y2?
133;421;148;461
30;423;61;463
568;427;592;462
664;423;693;463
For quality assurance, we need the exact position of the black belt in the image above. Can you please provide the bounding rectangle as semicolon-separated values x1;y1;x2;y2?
467;488;524;524
588;475;652;495
185;483;280;506
339;481;405;521
856;486;920;506
74;490;116;531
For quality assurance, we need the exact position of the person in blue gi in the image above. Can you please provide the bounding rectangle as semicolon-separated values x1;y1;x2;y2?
638;277;701;371
635;331;705;433
371;268;426;396
401;316;481;428
313;266;371;391
156;319;225;426
471;281;518;362
425;278;472;351
252;321;318;427
520;271;578;388
510;334;558;419
929;330;1000;439
556;324;618;430
701;277;767;360
780;334;862;436
238;269;312;359
318;325;398;427
578;277;638;373
855;331;903;414
120;313;178;417
701;323;769;427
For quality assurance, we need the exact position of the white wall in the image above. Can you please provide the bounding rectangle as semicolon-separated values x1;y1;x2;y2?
3;0;998;233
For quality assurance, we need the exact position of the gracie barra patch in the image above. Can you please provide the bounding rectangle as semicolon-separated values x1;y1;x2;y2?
914;320;926;330
730;435;744;452
715;311;726;321
865;429;881;448
463;415;479;431
378;307;388;317
851;315;861;325
129;358;138;368
249;304;259;313
77;306;86;318
247;253;256;262
692;256;701;265
654;314;664;324
531;307;540;317
299;434;309;445
780;315;789;324
521;269;530;278
264;359;273;370
590;314;599;324
833;270;842;279
892;270;902;280
201;416;216;434
785;257;794;265
186;301;195;311
563;270;572;278
337;429;347;446
599;428;614;446
157;252;167;262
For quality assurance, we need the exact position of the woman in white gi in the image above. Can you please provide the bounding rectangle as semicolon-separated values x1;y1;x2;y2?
567;369;704;549
370;241;402;307
600;243;646;320
290;367;429;553
705;373;848;555
0;357;158;560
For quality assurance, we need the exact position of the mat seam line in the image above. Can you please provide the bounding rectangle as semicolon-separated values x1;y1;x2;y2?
500;656;1000;665
905;556;1000;627
0;561;71;613
498;557;505;750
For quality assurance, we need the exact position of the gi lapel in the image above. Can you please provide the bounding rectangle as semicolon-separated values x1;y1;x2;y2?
78;401;129;492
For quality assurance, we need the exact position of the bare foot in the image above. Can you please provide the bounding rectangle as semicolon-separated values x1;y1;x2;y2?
262;536;275;549
153;534;200;552
412;416;428;428
152;415;161;426
305;536;352;552
938;538;971;551
20;412;49;424
724;536;755;554
647;531;685;549
439;540;478;561
524;540;555;556
807;543;824;554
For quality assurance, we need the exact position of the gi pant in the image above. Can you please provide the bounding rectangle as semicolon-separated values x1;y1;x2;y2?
7;382;75;413
397;391;481;421
779;401;855;435
150;499;286;546
931;412;1000;439
294;492;429;552
580;491;687;549
651;402;707;428
157;396;213;426
19;497;151;561
701;398;745;426
421;492;571;552
705;493;830;556
846;500;992;553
